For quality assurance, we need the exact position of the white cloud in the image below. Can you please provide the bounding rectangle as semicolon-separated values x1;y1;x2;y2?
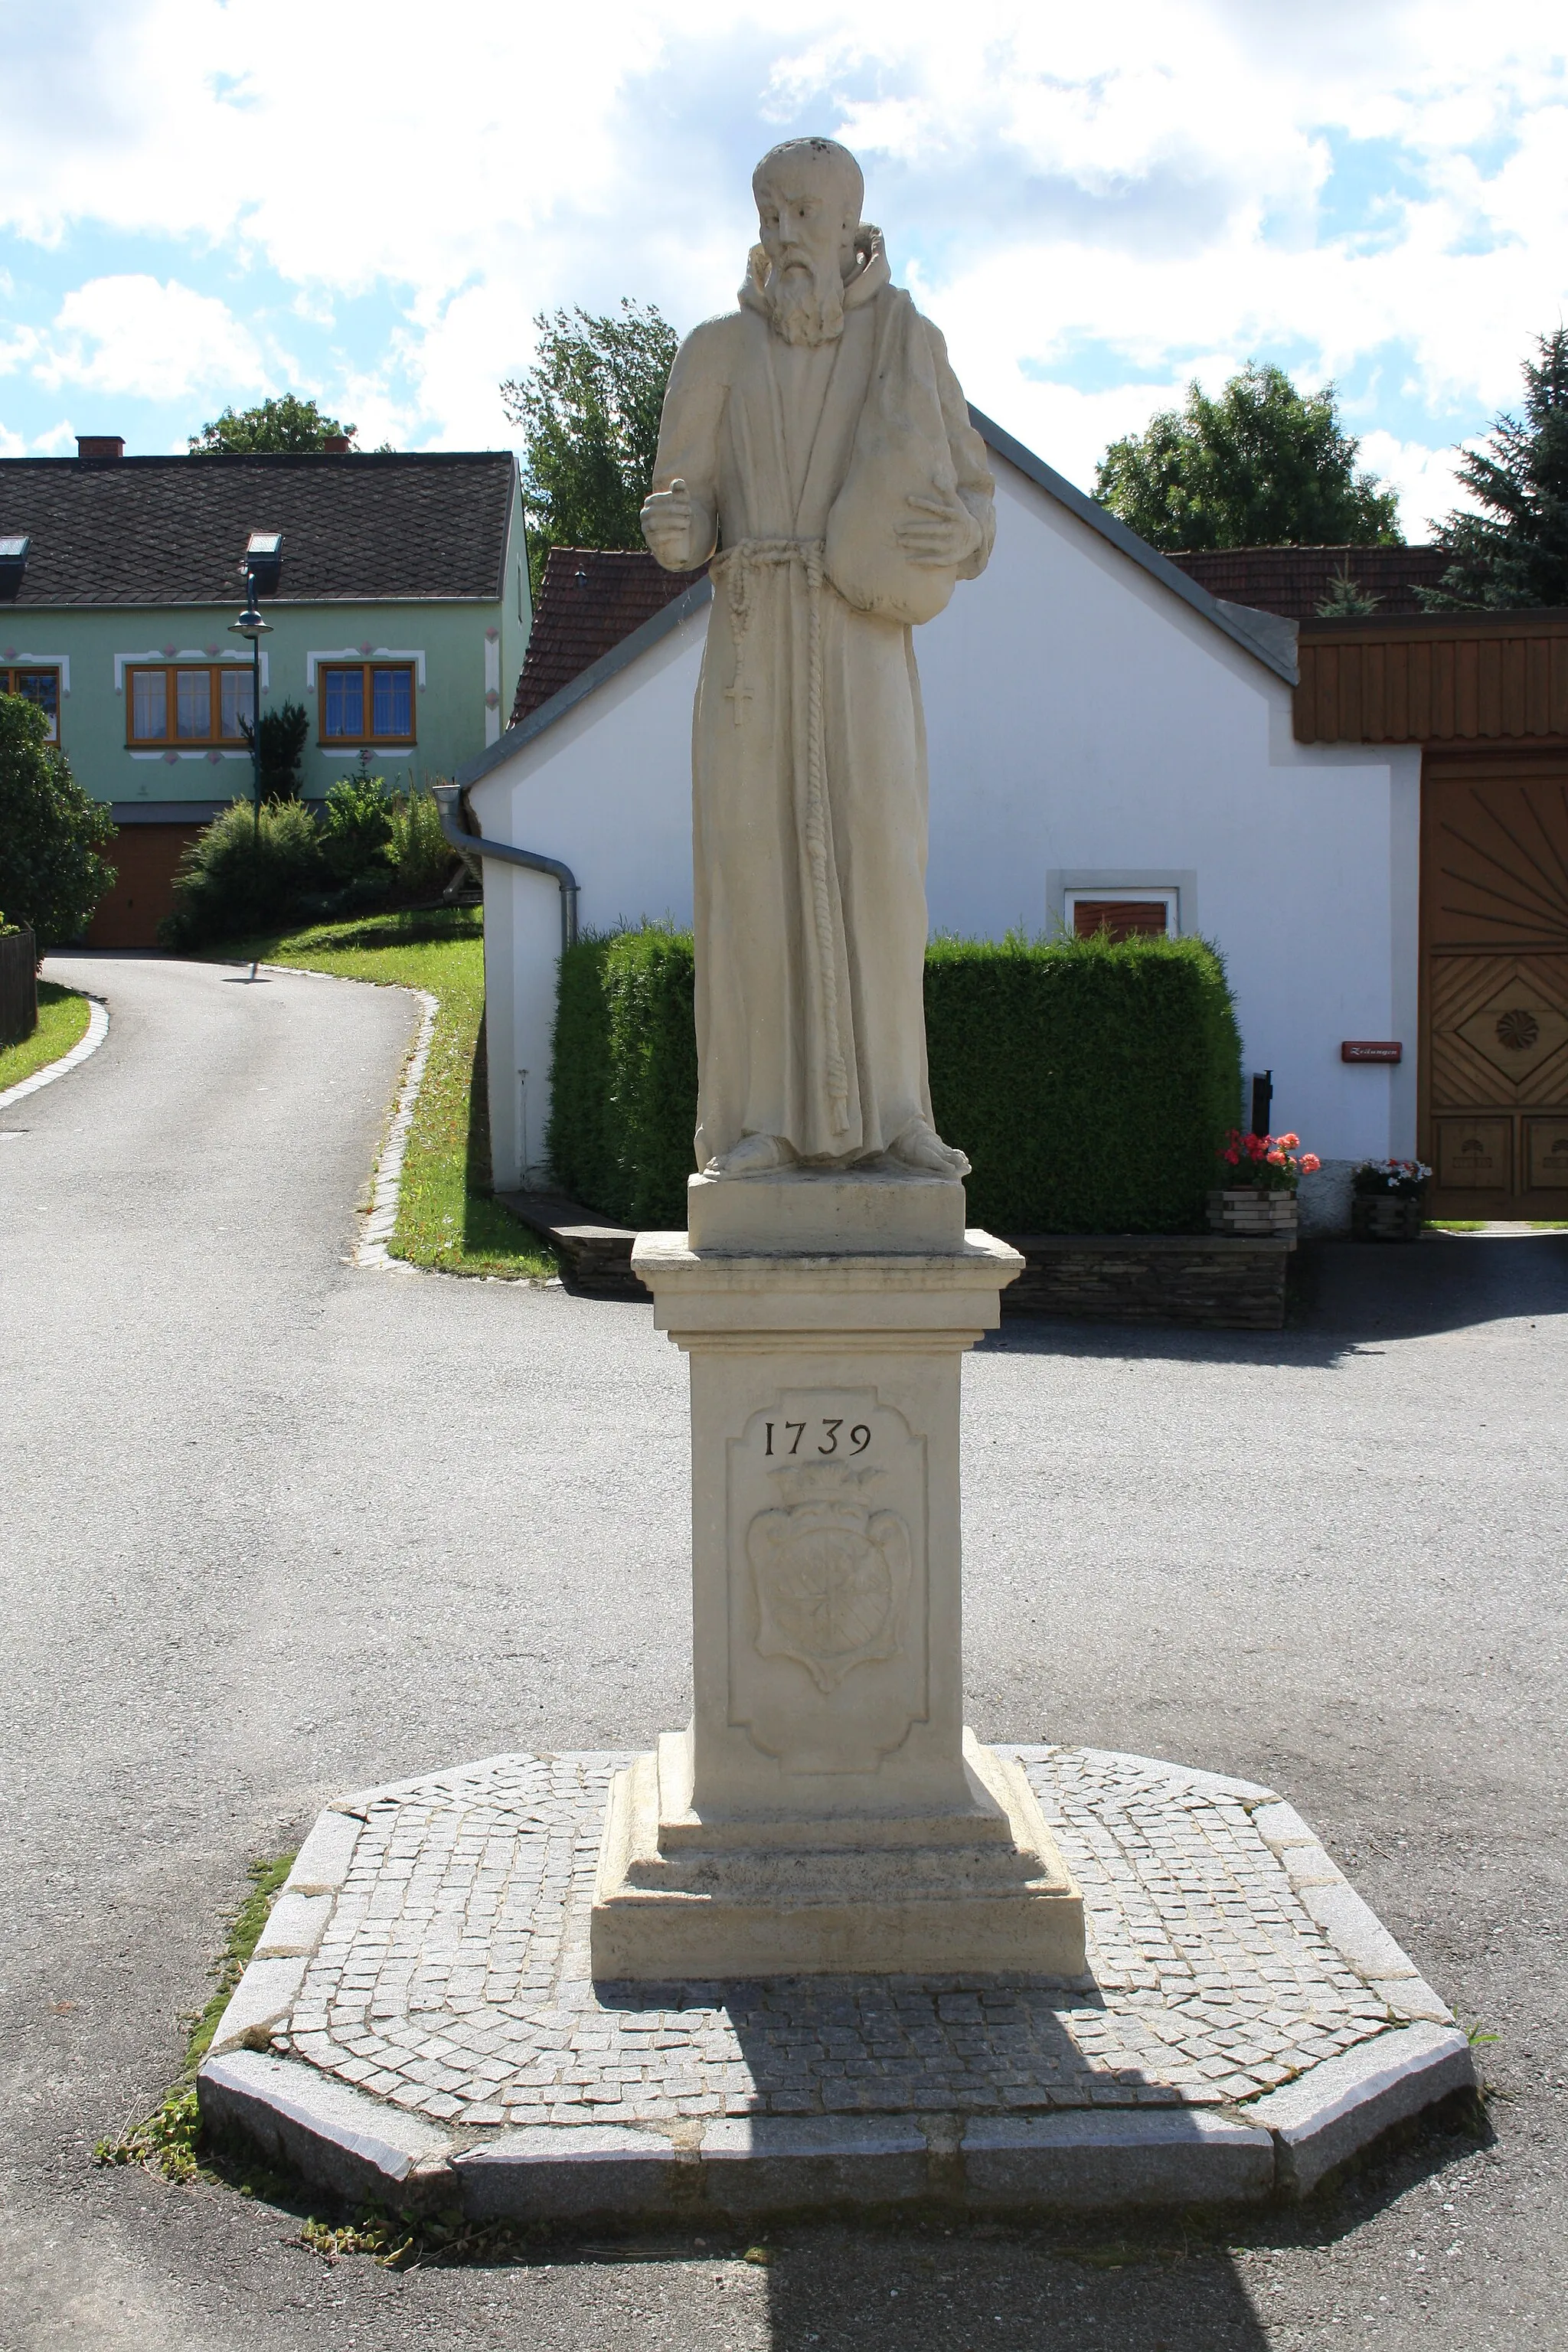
28;276;266;404
1357;431;1468;541
0;1;1564;525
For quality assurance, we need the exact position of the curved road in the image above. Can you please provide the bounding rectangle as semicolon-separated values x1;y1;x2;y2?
2;952;1563;2350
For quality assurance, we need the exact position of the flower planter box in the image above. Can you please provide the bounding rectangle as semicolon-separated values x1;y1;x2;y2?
0;927;38;1047
1351;1194;1426;1243
1207;1187;1298;1239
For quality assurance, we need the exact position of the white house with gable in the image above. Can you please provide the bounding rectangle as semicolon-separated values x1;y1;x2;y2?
459;413;1422;1228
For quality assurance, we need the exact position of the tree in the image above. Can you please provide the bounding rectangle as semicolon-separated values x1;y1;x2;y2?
1420;329;1568;609
1315;560;1383;618
1095;363;1402;552
240;700;312;800
188;395;359;454
501;301;678;595
0;695;117;950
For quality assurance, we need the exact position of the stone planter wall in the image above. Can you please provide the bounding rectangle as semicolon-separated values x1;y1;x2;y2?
1207;1187;1299;1239
0;928;38;1047
498;1190;1297;1329
1351;1194;1426;1243
1004;1233;1295;1330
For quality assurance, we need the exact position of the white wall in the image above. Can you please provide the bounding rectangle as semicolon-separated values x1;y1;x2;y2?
471;453;1420;1201
472;605;704;1189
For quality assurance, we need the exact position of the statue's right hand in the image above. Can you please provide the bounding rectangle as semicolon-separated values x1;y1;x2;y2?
641;478;694;568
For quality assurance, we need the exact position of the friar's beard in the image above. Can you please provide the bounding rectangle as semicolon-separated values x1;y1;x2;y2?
762;253;846;348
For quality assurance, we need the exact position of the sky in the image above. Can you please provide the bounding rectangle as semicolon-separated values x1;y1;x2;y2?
2;1;1565;537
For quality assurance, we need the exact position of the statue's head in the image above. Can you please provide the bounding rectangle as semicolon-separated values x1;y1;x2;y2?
751;137;866;348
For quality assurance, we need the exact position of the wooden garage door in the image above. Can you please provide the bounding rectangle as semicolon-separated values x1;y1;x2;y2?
1421;759;1568;1214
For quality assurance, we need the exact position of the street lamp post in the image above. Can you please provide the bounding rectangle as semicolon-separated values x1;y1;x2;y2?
228;573;270;846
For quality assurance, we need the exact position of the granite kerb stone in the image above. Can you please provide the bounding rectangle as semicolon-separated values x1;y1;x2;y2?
198;2050;459;2209
1240;2024;1476;2197
192;2079;1289;2222
962;2109;1275;2208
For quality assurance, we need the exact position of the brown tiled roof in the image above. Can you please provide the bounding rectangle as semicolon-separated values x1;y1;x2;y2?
505;534;1426;733
0;451;515;606
512;547;707;724
1168;544;1448;620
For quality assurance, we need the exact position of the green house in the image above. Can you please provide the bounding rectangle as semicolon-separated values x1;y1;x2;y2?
0;436;529;943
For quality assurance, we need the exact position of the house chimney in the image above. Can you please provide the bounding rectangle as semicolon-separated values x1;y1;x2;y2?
77;435;126;461
322;435;350;456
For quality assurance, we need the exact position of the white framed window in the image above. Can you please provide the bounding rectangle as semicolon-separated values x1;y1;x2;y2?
126;661;254;747
0;664;61;742
318;660;416;746
1063;887;1178;941
1049;869;1196;941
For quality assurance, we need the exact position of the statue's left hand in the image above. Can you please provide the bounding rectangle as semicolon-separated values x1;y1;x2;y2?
895;492;983;569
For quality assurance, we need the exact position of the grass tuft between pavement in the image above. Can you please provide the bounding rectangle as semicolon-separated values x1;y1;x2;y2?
213;907;555;1279
0;980;92;1093
95;1853;295;2184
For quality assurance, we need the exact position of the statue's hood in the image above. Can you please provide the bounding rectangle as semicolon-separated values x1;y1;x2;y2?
739;224;892;322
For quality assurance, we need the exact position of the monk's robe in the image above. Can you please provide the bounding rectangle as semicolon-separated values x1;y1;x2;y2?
648;240;995;1170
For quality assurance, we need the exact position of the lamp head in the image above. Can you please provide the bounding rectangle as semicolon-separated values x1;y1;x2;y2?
229;578;270;639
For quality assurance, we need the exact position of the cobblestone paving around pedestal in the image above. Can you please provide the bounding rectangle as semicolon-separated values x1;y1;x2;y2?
270;1749;1402;2134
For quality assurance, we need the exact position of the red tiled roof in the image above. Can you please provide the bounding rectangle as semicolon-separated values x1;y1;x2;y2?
1168;544;1448;621
511;546;707;724
506;540;1451;727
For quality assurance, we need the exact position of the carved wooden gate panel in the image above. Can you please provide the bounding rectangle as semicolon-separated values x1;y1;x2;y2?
1422;761;1568;1214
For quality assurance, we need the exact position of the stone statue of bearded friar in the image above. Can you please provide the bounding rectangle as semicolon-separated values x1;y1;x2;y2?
642;136;994;1182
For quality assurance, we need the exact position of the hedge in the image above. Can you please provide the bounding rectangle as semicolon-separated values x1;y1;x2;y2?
548;927;698;1226
548;926;1240;1233
923;933;1241;1232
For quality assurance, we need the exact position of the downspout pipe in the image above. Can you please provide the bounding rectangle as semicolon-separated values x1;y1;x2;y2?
432;783;580;956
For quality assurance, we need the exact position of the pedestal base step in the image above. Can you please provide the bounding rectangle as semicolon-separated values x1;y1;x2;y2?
591;1730;1086;1979
196;1746;1473;2226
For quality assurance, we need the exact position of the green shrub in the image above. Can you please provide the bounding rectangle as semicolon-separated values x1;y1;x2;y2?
0;694;117;949
246;699;311;800
158;772;461;950
923;932;1241;1232
549;930;697;1223
547;933;619;1214
159;797;323;949
388;782;459;901
319;773;394;882
548;926;1241;1233
603;927;699;1223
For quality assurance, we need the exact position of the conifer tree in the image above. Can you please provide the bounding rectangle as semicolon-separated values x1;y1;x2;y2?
1422;329;1568;609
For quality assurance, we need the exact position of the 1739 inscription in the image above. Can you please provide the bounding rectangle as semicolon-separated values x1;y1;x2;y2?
762;1416;871;1458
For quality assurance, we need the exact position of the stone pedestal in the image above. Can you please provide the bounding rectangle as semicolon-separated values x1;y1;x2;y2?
590;1178;1085;1980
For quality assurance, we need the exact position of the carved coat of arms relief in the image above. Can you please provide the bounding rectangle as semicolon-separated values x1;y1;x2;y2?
725;1391;929;1775
746;1479;913;1694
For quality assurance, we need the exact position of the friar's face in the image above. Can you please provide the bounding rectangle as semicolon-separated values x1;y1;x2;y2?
753;156;860;348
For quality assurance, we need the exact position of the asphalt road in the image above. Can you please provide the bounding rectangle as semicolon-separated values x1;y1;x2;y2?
2;951;1564;2352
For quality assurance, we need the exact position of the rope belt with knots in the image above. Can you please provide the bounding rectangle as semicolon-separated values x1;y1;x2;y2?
710;534;849;1136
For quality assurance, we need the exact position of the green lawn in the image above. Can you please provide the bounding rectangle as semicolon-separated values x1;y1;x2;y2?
0;981;92;1093
1427;1219;1568;1233
222;908;555;1279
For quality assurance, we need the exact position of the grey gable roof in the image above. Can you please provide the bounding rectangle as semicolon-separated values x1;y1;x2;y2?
459;410;1296;792
969;410;1298;684
0;451;516;607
